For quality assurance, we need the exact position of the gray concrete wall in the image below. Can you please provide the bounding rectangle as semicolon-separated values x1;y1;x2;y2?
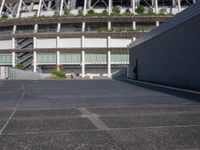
129;14;200;90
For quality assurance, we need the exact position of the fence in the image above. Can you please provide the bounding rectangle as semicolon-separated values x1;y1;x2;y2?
0;67;50;80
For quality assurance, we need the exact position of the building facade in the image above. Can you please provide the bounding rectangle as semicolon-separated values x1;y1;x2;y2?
0;0;196;77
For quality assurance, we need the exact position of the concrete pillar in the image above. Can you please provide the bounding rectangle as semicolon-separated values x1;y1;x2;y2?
37;0;43;17
88;0;92;9
12;38;16;68
56;36;60;71
108;0;112;15
83;0;87;16
12;52;15;68
33;37;37;48
131;0;135;14
107;36;111;78
81;35;85;77
132;37;136;42
177;0;181;13
82;22;86;32
16;0;23;18
108;22;111;31
156;21;159;27
33;51;37;72
48;1;52;10
13;25;17;34
132;21;136;30
172;0;176;6
59;0;64;16
108;51;111;78
155;0;158;14
34;24;38;33
81;50;85;78
0;0;6;17
56;51;60;71
57;23;61;32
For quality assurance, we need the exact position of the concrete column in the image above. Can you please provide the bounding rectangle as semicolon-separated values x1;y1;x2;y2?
81;35;85;77
33;37;37;48
156;21;159;27
0;0;6;17
37;0;43;17
56;36;60;71
33;51;37;72
83;0;87;16
56;51;60;71
107;36;111;78
132;37;136;42
88;0;92;9
132;21;136;30
131;0;135;14
34;24;38;33
12;38;16;67
108;0;112;15
108;22;111;31
82;22;86;32
16;0;23;18
177;0;181;13
13;25;17;34
108;51;111;78
12;52;15;68
59;0;64;16
81;50;85;78
155;0;158;14
57;23;61;32
155;0;159;27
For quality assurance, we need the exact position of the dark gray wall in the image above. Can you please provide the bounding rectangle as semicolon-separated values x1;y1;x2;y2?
129;14;200;90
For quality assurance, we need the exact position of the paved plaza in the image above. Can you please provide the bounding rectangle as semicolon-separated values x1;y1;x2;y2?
0;79;200;150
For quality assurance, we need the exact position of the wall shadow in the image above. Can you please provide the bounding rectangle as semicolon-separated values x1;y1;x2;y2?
114;77;200;103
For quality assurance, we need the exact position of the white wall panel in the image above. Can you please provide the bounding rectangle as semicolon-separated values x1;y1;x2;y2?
84;38;107;48
37;38;56;48
110;38;132;48
0;40;12;49
60;38;81;48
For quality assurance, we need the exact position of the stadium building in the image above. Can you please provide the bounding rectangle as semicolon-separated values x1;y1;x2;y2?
0;0;196;77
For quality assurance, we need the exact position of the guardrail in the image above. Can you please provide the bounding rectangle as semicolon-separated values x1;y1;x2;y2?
0;67;50;80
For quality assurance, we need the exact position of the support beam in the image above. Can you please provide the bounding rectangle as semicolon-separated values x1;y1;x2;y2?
12;52;15;68
56;51;60;71
107;36;111;78
132;21;136;30
155;0;158;14
83;0;87;16
33;51;37;72
82;22;86;32
12;38;15;67
108;0;112;15
108;22;111;31
37;0;43;17
108;51;111;78
0;0;6;17
16;0;23;18
59;0;64;16
131;0;135;14
156;21;159;27
81;50;85;78
177;0;181;13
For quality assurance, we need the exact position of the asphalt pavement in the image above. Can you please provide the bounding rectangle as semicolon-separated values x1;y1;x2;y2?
0;79;200;150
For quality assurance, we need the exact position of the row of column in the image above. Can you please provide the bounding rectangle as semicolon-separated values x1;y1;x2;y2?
31;49;112;78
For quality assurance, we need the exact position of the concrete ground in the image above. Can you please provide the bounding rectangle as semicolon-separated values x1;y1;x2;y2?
0;79;200;150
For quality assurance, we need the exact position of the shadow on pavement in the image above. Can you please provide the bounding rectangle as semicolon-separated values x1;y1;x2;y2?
114;77;200;104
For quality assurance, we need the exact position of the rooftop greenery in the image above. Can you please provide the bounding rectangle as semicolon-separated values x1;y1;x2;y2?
0;6;172;21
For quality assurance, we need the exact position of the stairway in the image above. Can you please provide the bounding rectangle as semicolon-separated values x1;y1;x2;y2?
16;38;33;70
